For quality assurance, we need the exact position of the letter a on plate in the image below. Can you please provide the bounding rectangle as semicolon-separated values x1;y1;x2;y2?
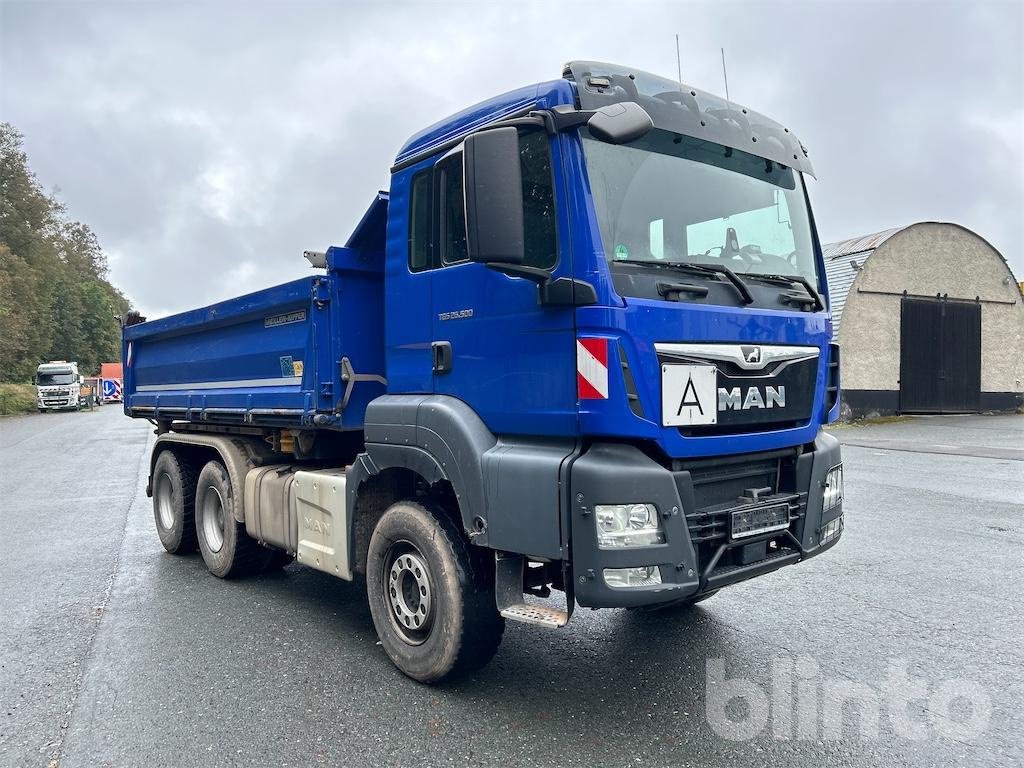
662;364;718;426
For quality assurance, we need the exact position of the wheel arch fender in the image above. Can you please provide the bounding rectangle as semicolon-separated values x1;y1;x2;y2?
356;395;497;544
354;395;574;560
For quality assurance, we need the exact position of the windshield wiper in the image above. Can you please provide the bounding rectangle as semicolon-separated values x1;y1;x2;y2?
614;259;753;305
744;273;825;312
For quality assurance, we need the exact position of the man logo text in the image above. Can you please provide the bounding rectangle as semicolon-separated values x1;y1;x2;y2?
718;386;786;411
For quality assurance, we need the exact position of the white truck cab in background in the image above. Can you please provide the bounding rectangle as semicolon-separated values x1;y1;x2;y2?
35;361;82;411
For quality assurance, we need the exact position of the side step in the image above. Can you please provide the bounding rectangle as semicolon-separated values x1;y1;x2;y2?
494;552;569;628
500;603;569;628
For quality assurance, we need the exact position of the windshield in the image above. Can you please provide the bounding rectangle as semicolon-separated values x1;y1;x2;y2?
582;129;820;286
37;372;75;385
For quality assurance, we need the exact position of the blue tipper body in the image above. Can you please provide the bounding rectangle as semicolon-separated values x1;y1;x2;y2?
123;199;388;429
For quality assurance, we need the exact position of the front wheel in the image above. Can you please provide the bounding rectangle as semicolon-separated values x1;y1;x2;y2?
366;501;504;684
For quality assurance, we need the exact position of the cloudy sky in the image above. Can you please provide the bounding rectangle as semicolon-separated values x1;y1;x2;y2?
2;0;1021;318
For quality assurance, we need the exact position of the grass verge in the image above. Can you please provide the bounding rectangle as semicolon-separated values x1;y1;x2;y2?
0;383;38;416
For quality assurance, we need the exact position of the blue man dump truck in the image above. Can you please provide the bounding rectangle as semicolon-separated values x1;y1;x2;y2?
123;61;843;683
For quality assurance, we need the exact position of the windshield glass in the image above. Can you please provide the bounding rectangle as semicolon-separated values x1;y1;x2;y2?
37;373;75;385
582;129;820;286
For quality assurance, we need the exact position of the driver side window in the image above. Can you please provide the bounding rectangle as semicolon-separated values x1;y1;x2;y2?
406;132;557;272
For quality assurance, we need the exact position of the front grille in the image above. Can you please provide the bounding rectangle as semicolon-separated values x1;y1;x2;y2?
657;345;819;436
686;495;800;546
676;449;807;576
685;457;778;545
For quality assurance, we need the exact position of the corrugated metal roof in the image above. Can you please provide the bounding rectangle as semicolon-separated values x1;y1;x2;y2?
821;226;906;260
823;251;864;329
821;225;911;331
822;221;1022;333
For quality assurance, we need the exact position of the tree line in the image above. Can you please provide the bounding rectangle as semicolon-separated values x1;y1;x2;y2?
0;122;132;383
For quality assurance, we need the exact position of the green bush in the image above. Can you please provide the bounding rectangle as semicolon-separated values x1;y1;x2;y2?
0;383;38;415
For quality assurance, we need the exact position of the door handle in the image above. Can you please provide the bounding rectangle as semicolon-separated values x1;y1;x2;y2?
432;341;452;374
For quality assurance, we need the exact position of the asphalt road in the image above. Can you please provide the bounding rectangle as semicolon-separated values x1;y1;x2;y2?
1;407;1022;768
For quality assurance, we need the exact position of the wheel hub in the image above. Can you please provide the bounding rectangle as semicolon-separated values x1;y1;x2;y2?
201;486;226;553
155;472;175;530
386;549;432;643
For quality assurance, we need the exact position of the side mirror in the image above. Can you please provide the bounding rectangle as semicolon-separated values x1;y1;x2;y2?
587;102;653;145
463;127;524;265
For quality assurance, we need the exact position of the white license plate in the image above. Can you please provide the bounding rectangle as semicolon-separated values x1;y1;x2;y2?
731;504;790;539
662;364;718;426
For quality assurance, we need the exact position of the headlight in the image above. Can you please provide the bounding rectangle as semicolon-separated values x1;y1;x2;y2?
595;503;664;548
823;464;843;512
820;515;843;545
604;566;662;588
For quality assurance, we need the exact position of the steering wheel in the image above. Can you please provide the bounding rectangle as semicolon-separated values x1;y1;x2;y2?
738;244;764;264
703;244;756;269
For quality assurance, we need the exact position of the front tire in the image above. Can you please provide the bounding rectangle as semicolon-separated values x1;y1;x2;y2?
195;460;263;578
366;501;504;684
152;450;198;554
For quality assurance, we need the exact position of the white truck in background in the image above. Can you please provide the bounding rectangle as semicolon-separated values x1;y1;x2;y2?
35;361;82;411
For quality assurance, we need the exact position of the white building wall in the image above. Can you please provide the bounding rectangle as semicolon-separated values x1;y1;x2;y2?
837;223;1024;395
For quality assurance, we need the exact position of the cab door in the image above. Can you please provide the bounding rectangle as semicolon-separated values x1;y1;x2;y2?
425;131;576;437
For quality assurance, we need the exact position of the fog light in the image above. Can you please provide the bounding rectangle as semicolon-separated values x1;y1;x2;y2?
820;515;843;544
595;503;664;548
603;566;662;588
823;464;843;512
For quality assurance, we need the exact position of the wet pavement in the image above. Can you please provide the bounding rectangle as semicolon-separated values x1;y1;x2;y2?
1;408;1021;767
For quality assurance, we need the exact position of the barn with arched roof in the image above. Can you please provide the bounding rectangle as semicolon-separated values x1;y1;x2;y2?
822;222;1023;418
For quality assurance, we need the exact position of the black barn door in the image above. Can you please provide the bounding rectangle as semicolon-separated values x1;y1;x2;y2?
899;297;981;413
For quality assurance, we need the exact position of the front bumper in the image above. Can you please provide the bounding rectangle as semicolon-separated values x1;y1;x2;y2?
39;398;77;409
569;432;843;608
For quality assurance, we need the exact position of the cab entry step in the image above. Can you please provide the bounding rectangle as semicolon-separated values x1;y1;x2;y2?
499;603;569;628
495;552;569;628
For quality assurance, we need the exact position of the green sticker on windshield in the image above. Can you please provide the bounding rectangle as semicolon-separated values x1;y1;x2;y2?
613;244;629;260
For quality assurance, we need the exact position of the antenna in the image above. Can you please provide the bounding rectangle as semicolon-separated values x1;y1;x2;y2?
675;33;682;89
720;47;731;102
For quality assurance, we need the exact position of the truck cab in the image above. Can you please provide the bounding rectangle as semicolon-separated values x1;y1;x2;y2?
382;61;842;608
35;361;82;411
123;61;843;683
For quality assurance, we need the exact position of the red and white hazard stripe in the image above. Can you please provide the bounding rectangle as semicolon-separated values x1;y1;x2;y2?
576;338;609;400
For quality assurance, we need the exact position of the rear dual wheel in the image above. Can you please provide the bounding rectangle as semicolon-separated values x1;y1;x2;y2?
194;460;264;578
152;450;198;554
152;452;277;577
